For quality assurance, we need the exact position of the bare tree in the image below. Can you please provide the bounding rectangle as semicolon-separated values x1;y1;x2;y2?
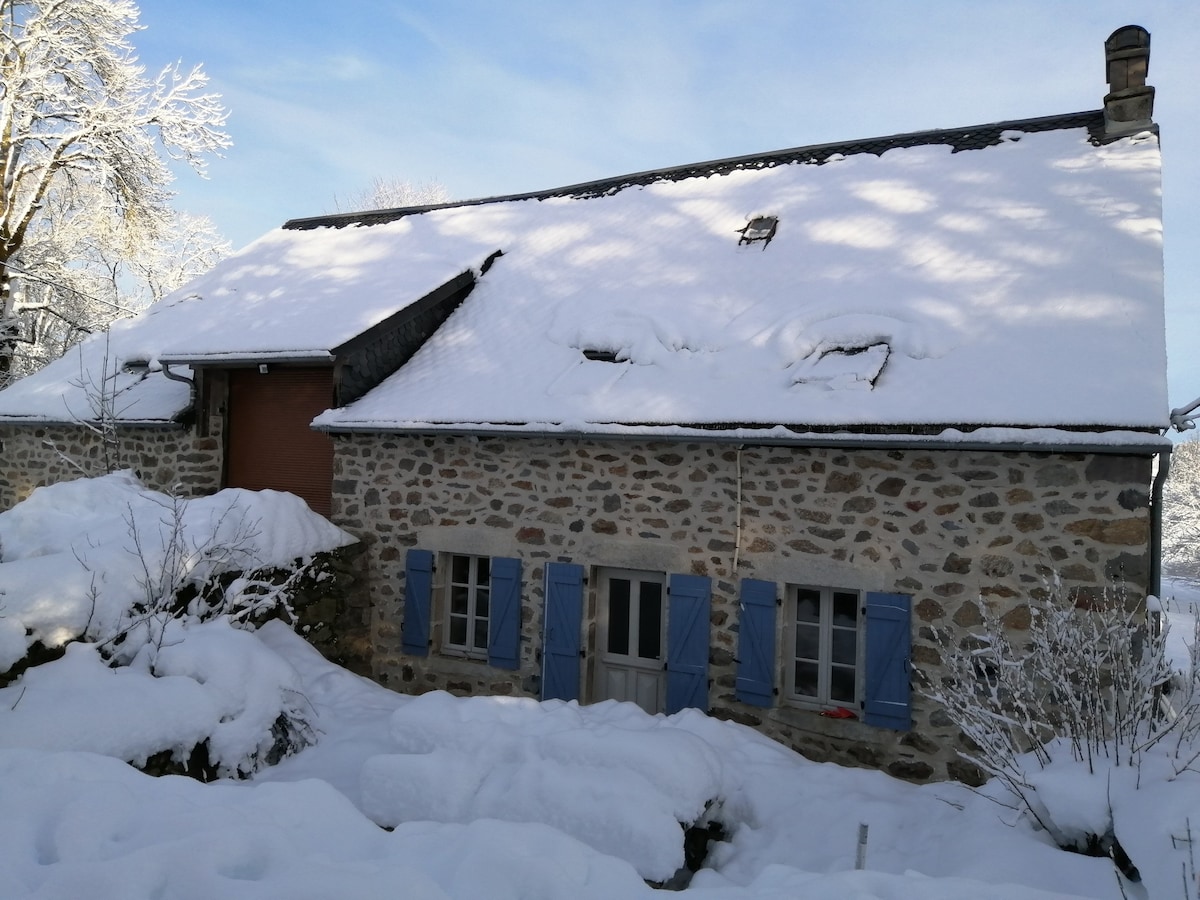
332;176;450;213
0;0;231;383
1164;439;1200;581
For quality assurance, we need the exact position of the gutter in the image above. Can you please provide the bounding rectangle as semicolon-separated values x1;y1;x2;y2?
313;422;1168;457
158;353;336;367
0;417;187;429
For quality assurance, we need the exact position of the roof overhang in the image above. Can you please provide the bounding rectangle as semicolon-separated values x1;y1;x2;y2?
157;351;336;367
313;421;1170;456
0;416;186;429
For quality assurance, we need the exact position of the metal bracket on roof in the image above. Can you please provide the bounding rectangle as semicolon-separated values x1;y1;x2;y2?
1169;394;1200;432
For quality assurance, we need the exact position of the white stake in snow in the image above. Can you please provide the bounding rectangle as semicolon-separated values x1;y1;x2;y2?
855;823;869;870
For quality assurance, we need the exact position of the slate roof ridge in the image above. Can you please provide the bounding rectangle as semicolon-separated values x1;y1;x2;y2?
285;108;1107;232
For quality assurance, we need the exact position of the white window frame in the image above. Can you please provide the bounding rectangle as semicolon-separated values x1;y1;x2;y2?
596;567;667;665
441;553;490;660
786;584;863;709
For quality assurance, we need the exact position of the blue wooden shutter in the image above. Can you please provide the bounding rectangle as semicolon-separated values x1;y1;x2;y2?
665;574;712;715
863;592;911;730
541;563;584;701
488;557;522;670
736;579;777;707
402;549;433;657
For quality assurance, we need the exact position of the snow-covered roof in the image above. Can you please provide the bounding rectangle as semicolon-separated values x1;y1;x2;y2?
0;111;1167;444
0;225;490;423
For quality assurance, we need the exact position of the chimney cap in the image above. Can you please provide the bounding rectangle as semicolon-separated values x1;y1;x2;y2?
1103;25;1154;139
1106;24;1150;54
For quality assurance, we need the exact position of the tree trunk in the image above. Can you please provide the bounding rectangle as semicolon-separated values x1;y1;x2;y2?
0;261;16;382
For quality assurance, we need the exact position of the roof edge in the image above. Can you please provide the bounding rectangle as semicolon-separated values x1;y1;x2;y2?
313;421;1168;455
284;109;1107;232
0;416;187;429
158;352;336;367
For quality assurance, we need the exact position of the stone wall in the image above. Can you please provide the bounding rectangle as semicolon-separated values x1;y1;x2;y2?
291;541;373;677
331;433;1153;782
0;422;224;511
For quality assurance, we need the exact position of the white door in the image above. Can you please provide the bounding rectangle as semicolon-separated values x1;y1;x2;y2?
595;568;666;714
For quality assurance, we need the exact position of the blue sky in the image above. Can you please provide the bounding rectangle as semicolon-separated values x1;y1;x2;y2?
132;0;1200;414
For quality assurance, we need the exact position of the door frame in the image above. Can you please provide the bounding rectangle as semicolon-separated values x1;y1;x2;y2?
592;566;667;714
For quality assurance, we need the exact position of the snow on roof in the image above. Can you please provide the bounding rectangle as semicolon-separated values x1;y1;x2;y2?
0;116;1167;440
316;123;1165;437
0;225;491;422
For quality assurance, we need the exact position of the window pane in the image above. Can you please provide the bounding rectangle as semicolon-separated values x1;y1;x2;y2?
794;661;818;697
795;589;820;623
608;579;630;656
449;616;467;646
476;587;489;619
830;665;856;703
794;623;819;661
833;592;858;627
477;556;490;584
637;581;662;660
452;555;470;583
473;617;488;651
450;585;469;616
832;628;857;666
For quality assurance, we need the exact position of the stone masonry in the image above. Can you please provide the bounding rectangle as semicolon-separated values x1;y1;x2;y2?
331;433;1154;783
0;422;224;511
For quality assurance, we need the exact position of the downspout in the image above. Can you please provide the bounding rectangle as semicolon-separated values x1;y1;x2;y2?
1149;445;1171;600
732;445;744;573
161;362;196;412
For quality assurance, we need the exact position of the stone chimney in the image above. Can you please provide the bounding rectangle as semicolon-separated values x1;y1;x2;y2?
1103;25;1154;138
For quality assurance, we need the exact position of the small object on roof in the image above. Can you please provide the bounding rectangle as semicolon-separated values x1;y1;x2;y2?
819;706;857;719
582;348;621;363
737;215;778;249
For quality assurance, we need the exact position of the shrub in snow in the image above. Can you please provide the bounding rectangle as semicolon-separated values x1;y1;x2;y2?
0;619;314;778
0;471;355;674
923;583;1199;880
361;692;727;883
0;472;356;776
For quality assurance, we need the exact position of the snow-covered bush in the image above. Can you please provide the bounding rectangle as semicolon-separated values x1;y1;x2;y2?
0;620;315;778
0;470;354;673
361;692;727;884
923;583;1199;877
0;472;356;776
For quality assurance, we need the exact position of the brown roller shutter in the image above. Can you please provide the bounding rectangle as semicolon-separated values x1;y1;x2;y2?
226;367;334;517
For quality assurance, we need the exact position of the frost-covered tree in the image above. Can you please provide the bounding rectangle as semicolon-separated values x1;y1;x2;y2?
1163;439;1200;581
923;585;1194;879
332;176;450;213
0;0;231;383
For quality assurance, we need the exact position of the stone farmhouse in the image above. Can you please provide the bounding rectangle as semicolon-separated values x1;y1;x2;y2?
0;28;1169;780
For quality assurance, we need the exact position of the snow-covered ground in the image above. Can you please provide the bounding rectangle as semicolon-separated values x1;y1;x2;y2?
1;475;1198;899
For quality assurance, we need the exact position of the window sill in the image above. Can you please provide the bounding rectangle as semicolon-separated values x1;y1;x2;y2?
785;697;860;719
438;647;488;663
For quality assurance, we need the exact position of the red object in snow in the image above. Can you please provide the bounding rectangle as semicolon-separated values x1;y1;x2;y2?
819;707;857;719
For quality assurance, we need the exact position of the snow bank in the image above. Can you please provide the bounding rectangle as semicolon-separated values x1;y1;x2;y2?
362;692;724;881
3;620;1195;898
0;620;309;776
0;748;656;900
0;471;355;672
